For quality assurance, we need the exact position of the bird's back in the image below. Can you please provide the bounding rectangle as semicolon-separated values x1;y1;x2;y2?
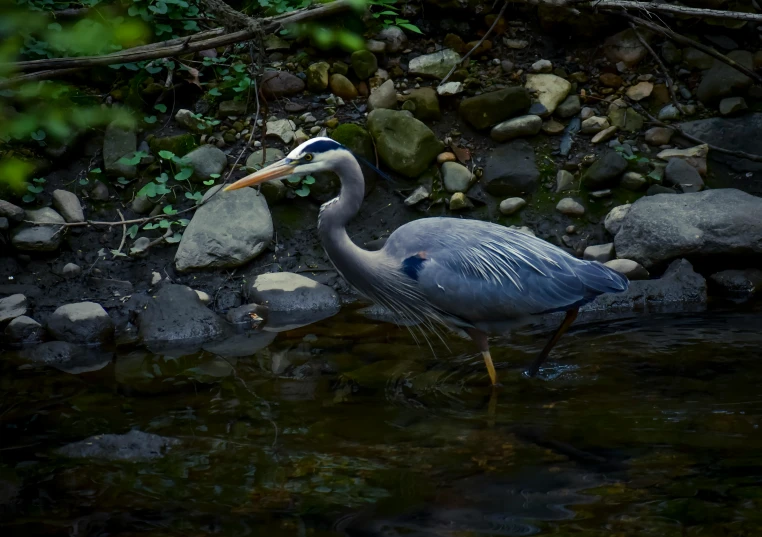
381;217;628;330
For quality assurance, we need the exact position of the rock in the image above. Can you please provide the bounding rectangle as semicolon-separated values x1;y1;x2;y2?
599;72;623;88
403;87;441;121
499;197;526;215
620;171;647;191
408;49;462;79
679;113;762;174
556;169;575;192
647;184;676;196
436;81;464;96
377;25;407;53
583;243;615;263
174;109;211;134
0;217;7;230
248;272;340;330
531;59;552;73
555;95;581;118
175;185;273;271
482;140;539;197
696;50;753;103
719;96;747;116
459;87;531;130
90;181;109;201
181;145;227;183
366;39;386;53
61;263;81;278
657;104;681;122
24;341;112;373
0;199;24;222
351;50;378;80
581;151;627;189
306;62;330;92
367;79;397;111
604;29;648;67
148;133;197;157
490;115;542;142
329;74;358;100
604;259;649;280
11;207;65;252
261;71;305;98
656;144;708;176
449;192;473;211
0;294;27;323
46;302;113;344
367;109;443;178
581;116;609;134
51;190;84;223
664;158;704;193
103;121;137;178
4;315;44;343
556;197;585;216
138;284;228;347
442;162;473;192
524;74;571;115
645;127;673;145
683;47;714;70
404;185;430;206
709;269;762;301
604;204;631;235
662;41;682;65
591;126;618;144
501;59;514;73
266;119;297;144
626;81;653;101
615;189;762;268
437;152;456;164
264;34;290;51
503;38;529;49
608;102;644;132
542;119;565;135
218;100;247;117
57;430;179;461
131;195;154;214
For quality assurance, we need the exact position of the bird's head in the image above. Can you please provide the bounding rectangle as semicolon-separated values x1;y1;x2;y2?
224;137;347;191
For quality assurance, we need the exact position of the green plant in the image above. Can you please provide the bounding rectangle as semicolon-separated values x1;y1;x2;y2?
368;0;422;34
22;177;46;203
286;174;315;197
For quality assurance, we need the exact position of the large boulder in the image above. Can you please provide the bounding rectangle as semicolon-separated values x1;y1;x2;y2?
481;140;539;197
137;284;229;347
696;50;753;104
11;208;65;252
367;109;443;178
47;302;114;344
459;87;531;130
174;185;273;271
408;49;462;79
679;113;762;177
4;315;45;344
614;189;762;268
103;121;137;178
56;430;179;461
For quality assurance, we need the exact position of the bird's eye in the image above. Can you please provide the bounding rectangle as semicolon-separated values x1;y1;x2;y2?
304;154;313;162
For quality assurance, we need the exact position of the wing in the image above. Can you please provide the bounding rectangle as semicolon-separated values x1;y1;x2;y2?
382;218;628;324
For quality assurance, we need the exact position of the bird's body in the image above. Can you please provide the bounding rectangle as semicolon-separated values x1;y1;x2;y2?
226;138;629;384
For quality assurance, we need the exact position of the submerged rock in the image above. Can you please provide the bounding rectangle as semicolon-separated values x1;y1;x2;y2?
47;302;114;344
614;189;762;268
26;341;112;374
367;109;443;178
175;185;273;271
709;269;762;301
56;430;179;461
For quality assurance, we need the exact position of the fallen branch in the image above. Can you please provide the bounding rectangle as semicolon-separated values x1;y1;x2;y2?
114;209;127;256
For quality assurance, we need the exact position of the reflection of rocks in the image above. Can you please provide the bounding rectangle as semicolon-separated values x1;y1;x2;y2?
56;430;179;461
709;269;762;302
204;331;277;357
24;341;113;374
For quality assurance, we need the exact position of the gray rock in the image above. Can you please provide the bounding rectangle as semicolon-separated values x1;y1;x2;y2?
679;113;762;174
260;70;306;98
11;207;65;252
585;259;706;313
604;28;648;67
26;341;112;374
644;127;673;146
0;199;24;222
404;185;430;206
351;50;378;80
61;263;81;279
524;74;571;115
501;59;514;73
647;184;677;196
367;79;397;111
246;148;285;170
490;115;542;142
377;25;407;53
4;315;45;344
531;59;553;73
604;204;631;235
0;217;7;231
56;430;179;461
174;109;211;134
103;121;137;178
181;145;227;183
683;47;714;70
709;269;762;301
0;294;28;323
175;185;273;271
658;104;681;121
591;126;618;144
662;41;682;65
449;192;473;211
620;171;647;191
555;95;581;118
664;158;704;193
581;151;627;189
604;259;650;280
137;284;229;347
580;116;609;134
131;195;154;214
556;169;575;192
583;243;615;263
51;189;84;223
529;102;549;117
615;189;762;268
696;50;753;103
218;100;247;117
47;301;114;344
499;197;527;215
266;118;297;144
458;87;531;130
556;198;585;217
366;39;386;53
408;49;462;79
90;181;109;201
482;140;539;197
367;109;443;178
719;96;748;116
442;162;473;193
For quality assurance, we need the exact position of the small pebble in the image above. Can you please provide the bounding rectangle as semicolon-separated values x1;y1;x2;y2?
556;198;585;216
499;197;526;215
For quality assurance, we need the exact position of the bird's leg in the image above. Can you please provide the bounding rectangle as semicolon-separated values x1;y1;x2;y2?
467;328;498;386
527;308;579;377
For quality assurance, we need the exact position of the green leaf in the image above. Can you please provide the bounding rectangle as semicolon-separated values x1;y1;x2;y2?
127;225;139;239
163;204;178;215
117;177;131;185
138;182;158;198
144;115;157;124
203;179;214;186
159;219;171;229
32;177;46;184
398;23;423;34
175;168;193;181
178;218;190;227
22;194;36;203
27;185;44;194
91;168;102;174
647;170;662;182
294;185;310;197
208;88;221;96
165;232;183;244
79;178;89;186
154;103;167;113
143;222;159;230
156;172;169;183
158;150;175;160
145;64;163;74
286;175;301;184
303;175;315;185
30;130;46;141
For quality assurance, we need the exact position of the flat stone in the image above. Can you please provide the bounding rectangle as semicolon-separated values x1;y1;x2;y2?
51;190;84;223
441;161;473;193
664;158;704;193
103;121;137;177
4;315;44;344
437;81;464;96
581;116;609;134
556;169;575;192
719;96;748;116
604;204;631;235
710;269;762;301
620;171;647;191
261;71;305;98
656;144;708;176
0;199;24;222
47;302;114;344
581;151;627;189
625;81;653;101
542;119;565;135
555;95;581;118
11;208;65;252
57;430;179;461
679;113;762;175
408;49;462;79
591;125;618;144
499;197;526;215
482;139;539;197
556;197;585;216
459;87;531;130
490;115;542;142
645;127;674;145
404;185;430;206
0;294;28;323
583;243;615;263
605;259;650;280
524;74;571;115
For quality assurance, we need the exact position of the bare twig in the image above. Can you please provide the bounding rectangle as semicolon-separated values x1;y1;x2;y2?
439;1;508;87
114;209;127;256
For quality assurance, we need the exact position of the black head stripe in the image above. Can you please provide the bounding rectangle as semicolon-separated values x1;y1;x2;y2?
304;138;343;154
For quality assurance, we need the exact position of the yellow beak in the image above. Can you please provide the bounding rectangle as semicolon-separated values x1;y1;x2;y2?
223;158;296;191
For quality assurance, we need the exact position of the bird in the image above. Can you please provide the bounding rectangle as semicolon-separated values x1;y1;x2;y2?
224;137;629;385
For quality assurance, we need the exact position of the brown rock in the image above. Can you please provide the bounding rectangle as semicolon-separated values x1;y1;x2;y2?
649;84;671;107
599;72;623;88
443;33;466;54
437;152;457;164
261;71;305;98
645;127;674;146
466;39;492;56
626;81;653;101
541;119;565;135
604;28;649;67
329;74;358;100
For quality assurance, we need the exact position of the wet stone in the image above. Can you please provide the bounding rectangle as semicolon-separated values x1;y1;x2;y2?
47;302;114;344
0;199;24;222
583;243;615;263
524;74;571;115
556;169;575;192
556;198;585;216
499;197;526;215
581;151;627;189
604;204;631;235
555;95;581;118
442;162;473;193
0;294;28;323
719;96;747;116
408;49;462;79
11;208;65;252
481;140;539;197
490;115;542;142
605;259;650;280
56;430;179;461
710;269;762;301
620;171;647;191
25;341;112;374
4;315;45;344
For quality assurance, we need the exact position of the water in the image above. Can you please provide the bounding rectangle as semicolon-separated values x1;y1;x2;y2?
3;307;762;536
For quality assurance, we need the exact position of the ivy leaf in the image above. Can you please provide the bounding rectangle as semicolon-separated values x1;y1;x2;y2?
27;185;44;194
32;177;46;184
178;218;190;227
165;232;183;244
127;224;139;239
303;175;315;185
208;88;221;96
294;186;310;197
163;204;178;215
159;219;171;229
22;194;36;203
138;182;158;198
91;168;102;174
647;170;662;182
30;130;46;141
143;222;159;230
286;175;301;184
145;64;163;74
117;177;130;185
158;150;175;160
155;172;169;183
144;115;157;124
203;179;215;186
154;103;167;113
79;178;89;186
175;168;193;181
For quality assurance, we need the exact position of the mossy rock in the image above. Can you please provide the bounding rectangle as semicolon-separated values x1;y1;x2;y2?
402;87;441;122
367;109;444;178
351;50;378;80
148;134;197;158
306;62;330;92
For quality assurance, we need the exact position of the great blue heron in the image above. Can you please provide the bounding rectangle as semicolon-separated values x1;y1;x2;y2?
225;138;629;385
